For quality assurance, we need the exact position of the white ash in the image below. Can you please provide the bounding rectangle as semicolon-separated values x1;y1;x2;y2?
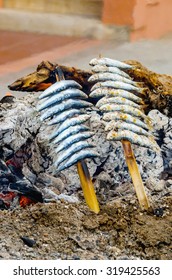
42;188;79;203
0;97;40;151
148;110;172;169
0;94;171;203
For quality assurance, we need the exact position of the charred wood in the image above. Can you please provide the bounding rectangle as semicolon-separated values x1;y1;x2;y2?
8;60;172;117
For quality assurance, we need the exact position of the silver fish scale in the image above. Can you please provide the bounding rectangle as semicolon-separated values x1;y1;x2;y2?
56;150;99;172
40;99;93;121
55;132;94;153
48;109;81;125
38;79;98;172
89;88;143;104
39;80;82;99
107;130;160;152
88;72;137;86
37;89;88;111
103;112;149;130
54;141;95;167
91;65;131;79
91;81;145;94
96;96;141;109
89;57;159;151
89;57;133;69
50;115;90;140
52;124;89;143
105;120;151;137
100;104;147;120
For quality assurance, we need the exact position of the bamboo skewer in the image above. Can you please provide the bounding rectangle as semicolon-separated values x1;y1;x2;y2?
122;140;150;210
77;160;100;213
55;67;100;213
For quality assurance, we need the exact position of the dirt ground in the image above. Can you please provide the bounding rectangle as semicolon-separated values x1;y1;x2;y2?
0;193;171;260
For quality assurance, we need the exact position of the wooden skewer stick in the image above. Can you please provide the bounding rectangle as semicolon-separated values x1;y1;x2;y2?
55;67;100;213
122;140;150;210
77;160;100;214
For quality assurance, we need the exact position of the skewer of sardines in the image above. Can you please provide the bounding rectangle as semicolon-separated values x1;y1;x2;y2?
37;67;100;213
89;57;160;210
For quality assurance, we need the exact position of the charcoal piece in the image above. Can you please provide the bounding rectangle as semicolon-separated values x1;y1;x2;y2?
20;236;36;247
0;95;15;104
154;207;164;217
9;182;43;203
0;198;8;210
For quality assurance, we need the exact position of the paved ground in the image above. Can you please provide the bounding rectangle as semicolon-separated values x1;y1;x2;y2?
0;30;172;98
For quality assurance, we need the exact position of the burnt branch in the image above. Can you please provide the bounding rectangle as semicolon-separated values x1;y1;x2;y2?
8;60;172;117
9;61;92;94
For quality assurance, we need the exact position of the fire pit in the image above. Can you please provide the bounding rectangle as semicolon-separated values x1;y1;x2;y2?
0;59;171;260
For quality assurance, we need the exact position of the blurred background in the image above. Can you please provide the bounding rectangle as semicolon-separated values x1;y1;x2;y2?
0;0;172;97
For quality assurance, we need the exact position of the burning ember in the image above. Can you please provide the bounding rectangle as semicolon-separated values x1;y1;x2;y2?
0;158;43;210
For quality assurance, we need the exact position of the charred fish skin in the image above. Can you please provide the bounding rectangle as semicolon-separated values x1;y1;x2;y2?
100;103;152;129
48;109;81;126
96;96;141;109
103;112;149;130
55;132;94;153
99;104;148;120
89;57;158;152
88;73;138;86
37;89;88;111
105;120;151;137
91;65;131;79
89;88;143;104
89;57;133;69
56;150;99;173
54;114;90;135
107;130;160;152
39;80;82;99
40;99;93;121
91;81;146;94
54;141;95;167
